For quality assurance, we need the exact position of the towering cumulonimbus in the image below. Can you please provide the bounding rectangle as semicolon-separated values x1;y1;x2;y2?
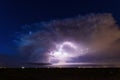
18;13;120;63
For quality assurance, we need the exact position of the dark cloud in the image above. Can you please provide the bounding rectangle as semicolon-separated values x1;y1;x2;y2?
0;54;24;67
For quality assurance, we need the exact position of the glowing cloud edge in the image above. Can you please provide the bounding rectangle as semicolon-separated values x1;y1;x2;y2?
48;41;89;65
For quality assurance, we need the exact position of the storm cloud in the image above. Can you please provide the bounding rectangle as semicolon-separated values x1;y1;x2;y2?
19;13;120;63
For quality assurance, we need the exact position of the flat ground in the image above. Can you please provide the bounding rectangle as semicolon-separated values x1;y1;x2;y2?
0;68;120;80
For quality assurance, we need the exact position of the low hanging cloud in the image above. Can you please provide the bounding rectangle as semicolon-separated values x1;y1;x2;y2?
19;13;120;63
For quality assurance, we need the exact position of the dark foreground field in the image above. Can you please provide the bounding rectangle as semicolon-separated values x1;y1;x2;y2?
0;68;120;80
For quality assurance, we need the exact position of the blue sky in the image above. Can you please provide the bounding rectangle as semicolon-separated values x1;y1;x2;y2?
0;0;120;54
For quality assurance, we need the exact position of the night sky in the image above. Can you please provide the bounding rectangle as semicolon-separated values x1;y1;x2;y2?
0;0;120;66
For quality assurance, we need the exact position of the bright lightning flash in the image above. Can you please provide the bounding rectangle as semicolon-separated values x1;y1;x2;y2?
49;41;88;65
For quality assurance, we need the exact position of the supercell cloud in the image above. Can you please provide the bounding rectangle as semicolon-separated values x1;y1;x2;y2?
18;13;120;64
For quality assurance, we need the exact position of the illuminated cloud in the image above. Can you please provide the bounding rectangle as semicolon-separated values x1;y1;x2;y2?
18;13;120;63
48;41;88;64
